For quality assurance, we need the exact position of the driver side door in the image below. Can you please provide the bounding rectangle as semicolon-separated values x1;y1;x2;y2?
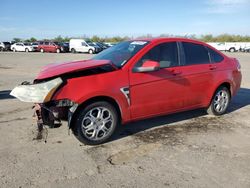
129;42;188;120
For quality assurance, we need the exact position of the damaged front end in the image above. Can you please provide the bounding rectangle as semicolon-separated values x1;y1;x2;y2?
10;77;78;135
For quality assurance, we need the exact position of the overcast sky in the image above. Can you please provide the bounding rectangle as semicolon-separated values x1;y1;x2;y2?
0;0;250;41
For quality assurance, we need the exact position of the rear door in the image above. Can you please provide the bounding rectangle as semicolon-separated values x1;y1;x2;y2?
16;43;24;51
49;42;56;52
44;42;50;52
129;42;188;119
178;42;214;107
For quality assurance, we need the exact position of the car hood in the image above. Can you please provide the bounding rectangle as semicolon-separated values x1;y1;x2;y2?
36;59;116;80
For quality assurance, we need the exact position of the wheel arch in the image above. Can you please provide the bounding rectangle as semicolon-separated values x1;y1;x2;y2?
208;81;232;106
69;95;122;129
217;82;232;97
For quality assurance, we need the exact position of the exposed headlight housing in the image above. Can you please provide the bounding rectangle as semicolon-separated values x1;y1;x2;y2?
10;77;63;103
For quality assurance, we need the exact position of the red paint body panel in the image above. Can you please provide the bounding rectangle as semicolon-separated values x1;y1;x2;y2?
36;60;114;80
37;44;60;53
52;70;131;122
36;38;242;124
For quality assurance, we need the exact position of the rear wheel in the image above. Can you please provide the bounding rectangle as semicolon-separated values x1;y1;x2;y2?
72;101;119;145
229;48;236;52
40;48;44;53
0;47;3;52
71;48;76;53
13;48;16;52
56;48;60;53
207;86;231;116
25;48;29;52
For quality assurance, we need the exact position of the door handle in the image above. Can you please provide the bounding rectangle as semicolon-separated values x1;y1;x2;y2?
209;65;217;70
170;69;182;75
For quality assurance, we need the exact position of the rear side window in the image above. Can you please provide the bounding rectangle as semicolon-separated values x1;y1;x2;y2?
182;42;210;65
208;48;224;63
136;42;179;68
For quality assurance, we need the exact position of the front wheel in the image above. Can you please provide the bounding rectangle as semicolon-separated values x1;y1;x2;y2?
88;49;94;54
25;48;29;52
56;48;60;53
72;101;119;145
207;86;231;116
40;48;44;53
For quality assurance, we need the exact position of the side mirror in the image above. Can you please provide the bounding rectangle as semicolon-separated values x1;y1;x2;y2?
133;60;160;73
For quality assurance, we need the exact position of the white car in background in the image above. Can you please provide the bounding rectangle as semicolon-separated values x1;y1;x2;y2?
11;42;34;52
207;42;242;52
69;39;96;54
0;42;5;51
242;46;250;52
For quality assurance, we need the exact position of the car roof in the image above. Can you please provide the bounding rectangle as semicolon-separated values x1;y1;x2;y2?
132;37;206;44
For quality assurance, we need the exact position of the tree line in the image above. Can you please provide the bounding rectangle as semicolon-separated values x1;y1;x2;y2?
12;34;250;43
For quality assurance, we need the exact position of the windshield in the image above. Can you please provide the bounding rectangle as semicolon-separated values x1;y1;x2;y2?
92;40;149;67
87;42;95;46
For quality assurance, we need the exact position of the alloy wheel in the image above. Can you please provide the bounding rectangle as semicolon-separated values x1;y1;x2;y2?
213;90;229;113
81;107;114;141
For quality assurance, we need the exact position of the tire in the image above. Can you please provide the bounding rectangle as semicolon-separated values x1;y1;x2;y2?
40;48;44;53
207;86;231;116
88;49;94;54
25;48;29;52
13;48;16;52
229;48;236;52
72;101;119;145
71;48;76;53
0;47;3;52
56;48;60;53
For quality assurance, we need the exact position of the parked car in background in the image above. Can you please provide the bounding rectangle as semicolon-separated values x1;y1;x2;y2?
243;46;250;52
31;42;39;51
86;41;102;53
62;42;70;52
0;42;5;51
69;39;97;54
104;42;117;47
37;41;62;53
11;42;34;52
94;42;109;50
3;42;11;51
0;42;11;51
11;38;242;145
54;42;69;53
207;42;245;52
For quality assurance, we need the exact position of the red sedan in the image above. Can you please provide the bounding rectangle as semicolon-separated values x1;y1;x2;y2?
11;38;242;145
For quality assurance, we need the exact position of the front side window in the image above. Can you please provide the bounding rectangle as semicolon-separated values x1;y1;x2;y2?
92;41;149;68
135;42;179;68
81;42;87;46
182;42;210;65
